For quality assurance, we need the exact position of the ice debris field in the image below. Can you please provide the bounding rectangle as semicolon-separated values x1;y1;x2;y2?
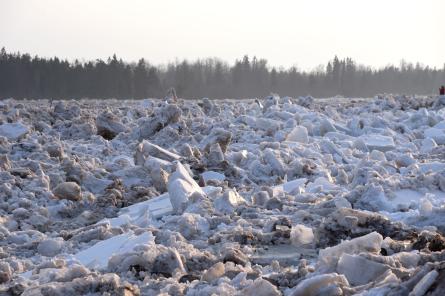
1;95;445;295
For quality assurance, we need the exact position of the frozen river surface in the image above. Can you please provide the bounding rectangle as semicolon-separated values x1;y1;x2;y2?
1;95;445;295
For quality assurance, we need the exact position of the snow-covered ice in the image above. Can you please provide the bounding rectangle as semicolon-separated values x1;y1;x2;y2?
2;95;445;295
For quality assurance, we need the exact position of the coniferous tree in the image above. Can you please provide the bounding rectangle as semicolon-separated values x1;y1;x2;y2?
133;58;149;99
0;48;443;99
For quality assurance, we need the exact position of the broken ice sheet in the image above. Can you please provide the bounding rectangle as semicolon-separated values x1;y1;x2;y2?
100;185;221;227
74;231;155;270
5;96;445;295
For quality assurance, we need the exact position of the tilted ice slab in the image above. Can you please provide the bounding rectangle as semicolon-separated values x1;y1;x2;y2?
201;171;226;183
168;162;205;213
424;128;445;145
273;178;307;196
74;231;155;270
273;177;341;196
136;140;181;163
418;162;445;173
424;121;445;145
286;126;309;143
101;186;221;228
359;134;395;152
306;177;340;193
318;232;383;272
20;231;155;278
337;253;390;286
102;193;172;228
0;122;29;140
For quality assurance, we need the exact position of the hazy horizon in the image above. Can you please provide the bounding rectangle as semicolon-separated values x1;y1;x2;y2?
1;0;444;71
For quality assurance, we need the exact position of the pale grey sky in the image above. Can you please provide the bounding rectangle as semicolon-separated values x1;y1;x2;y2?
1;0;444;70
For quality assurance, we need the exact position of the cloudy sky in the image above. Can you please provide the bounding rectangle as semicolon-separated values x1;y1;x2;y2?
1;0;444;70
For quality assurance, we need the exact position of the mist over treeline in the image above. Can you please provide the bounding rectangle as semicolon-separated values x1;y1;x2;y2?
0;47;444;100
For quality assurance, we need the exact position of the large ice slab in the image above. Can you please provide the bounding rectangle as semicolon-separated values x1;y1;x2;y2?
201;171;226;183
273;178;307;195
306;177;339;193
114;192;172;225
418;162;445;173
318;232;383;271
136;140;181;162
424;127;445;145
74;231;154;270
337;254;389;286
101;186;220;228
360;134;395;152
290;273;349;296
286;126;309;143
168;162;205;213
0;122;29;140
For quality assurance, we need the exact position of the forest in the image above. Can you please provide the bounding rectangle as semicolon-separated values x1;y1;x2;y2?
0;47;444;99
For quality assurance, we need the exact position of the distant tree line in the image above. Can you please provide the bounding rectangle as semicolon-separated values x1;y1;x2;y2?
0;47;444;99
